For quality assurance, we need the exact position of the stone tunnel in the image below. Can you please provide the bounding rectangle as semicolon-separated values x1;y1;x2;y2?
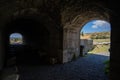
0;0;120;80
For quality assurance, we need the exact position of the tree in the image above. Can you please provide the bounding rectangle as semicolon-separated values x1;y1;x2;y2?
81;31;84;36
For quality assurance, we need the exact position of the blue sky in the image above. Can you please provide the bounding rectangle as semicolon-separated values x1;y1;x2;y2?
81;20;111;33
10;33;22;38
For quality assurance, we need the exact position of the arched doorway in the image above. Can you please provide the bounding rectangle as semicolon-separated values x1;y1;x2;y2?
80;20;111;56
5;33;24;66
80;20;111;75
3;17;52;66
1;13;63;67
63;18;111;79
9;33;23;45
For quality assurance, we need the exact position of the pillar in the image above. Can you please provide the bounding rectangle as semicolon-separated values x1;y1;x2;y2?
110;14;120;80
63;27;80;63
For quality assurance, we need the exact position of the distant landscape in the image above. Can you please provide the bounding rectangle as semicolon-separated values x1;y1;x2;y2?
10;38;23;45
80;32;110;53
80;32;110;39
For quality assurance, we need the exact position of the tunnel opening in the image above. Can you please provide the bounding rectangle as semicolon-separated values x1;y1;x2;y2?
6;32;24;67
4;17;51;66
79;19;111;77
10;33;23;45
80;20;111;57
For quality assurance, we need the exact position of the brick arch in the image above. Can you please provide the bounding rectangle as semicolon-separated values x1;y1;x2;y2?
63;9;110;63
2;7;61;36
61;1;110;25
73;12;109;26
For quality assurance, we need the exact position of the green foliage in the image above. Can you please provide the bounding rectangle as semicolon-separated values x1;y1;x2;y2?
90;32;110;39
104;60;110;75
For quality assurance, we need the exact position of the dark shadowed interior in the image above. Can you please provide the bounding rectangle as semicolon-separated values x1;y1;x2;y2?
0;0;119;80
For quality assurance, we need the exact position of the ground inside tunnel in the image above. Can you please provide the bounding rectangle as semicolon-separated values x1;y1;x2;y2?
17;53;109;80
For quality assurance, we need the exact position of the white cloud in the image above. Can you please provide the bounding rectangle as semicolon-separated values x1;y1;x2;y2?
92;25;98;28
91;20;110;29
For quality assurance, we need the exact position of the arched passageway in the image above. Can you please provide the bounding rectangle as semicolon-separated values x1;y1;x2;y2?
80;20;111;56
63;12;110;63
3;17;55;66
0;0;120;80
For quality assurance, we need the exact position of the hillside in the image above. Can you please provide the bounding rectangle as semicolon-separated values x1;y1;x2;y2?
80;32;110;39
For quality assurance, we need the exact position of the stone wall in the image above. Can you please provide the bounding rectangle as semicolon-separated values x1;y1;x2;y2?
80;39;93;56
63;28;80;63
0;31;4;70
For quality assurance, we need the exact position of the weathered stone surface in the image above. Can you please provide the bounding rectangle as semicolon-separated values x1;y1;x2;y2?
0;0;120;79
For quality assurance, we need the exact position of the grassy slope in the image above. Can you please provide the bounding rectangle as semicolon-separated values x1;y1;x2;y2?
89;45;110;53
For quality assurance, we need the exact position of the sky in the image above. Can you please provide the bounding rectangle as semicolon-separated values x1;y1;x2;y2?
10;33;22;38
81;20;111;33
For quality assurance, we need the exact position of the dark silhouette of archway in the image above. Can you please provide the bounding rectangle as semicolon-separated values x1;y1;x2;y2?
3;17;51;66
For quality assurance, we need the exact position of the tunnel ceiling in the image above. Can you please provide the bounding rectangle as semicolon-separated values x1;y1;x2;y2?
0;0;116;30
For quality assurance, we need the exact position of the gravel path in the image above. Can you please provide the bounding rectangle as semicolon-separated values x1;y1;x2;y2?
18;53;109;80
